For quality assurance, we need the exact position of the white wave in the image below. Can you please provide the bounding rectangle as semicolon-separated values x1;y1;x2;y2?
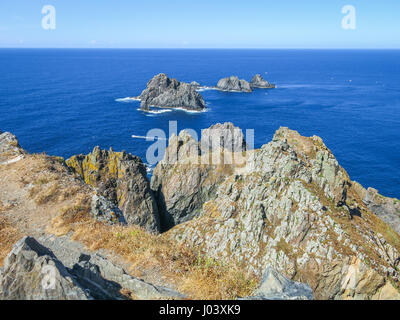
132;135;168;141
138;108;173;114
196;86;219;92
115;97;141;102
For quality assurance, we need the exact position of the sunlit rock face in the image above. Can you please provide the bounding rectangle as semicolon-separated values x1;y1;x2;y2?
154;124;400;300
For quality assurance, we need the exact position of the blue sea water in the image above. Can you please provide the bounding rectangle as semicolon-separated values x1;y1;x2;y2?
0;49;399;198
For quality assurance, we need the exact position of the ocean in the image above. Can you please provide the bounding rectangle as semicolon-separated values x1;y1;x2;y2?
0;49;399;198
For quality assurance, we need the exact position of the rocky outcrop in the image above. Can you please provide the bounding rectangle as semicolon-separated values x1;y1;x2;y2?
216;76;253;92
0;131;24;165
241;267;314;300
353;185;400;235
250;74;276;89
151;123;248;230
138;74;206;111
158;125;400;300
200;122;248;153
0;237;89;300
66;147;160;233
0;236;186;300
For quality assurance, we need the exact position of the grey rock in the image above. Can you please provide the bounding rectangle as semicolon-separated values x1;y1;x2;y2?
216;76;253;92
241;267;313;300
190;81;200;87
250;74;276;89
0;237;90;300
151;123;248;230
139;73;206;111
200;122;248;154
363;187;400;234
91;193;126;225
72;253;185;300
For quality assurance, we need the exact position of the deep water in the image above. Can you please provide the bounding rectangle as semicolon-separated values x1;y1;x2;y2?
0;49;399;197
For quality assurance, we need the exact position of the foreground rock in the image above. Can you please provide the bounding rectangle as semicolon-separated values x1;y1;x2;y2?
241;267;313;300
250;74;276;89
0;236;186;300
0;237;89;300
151;123;248;230
66;147;160;233
158;124;400;300
216;76;253;92
138;73;206;111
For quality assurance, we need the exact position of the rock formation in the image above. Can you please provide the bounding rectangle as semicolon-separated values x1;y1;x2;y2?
0;237;89;300
151;123;248;230
250;74;276;89
66;147;160;233
138;73;206;111
155;124;400;300
216;76;253;92
0;236;185;300
241;267;314;300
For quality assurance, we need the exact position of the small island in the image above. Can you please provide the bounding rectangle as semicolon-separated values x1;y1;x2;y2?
215;74;275;92
135;73;207;112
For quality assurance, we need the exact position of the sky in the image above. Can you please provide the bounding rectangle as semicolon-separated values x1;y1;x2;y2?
0;0;399;49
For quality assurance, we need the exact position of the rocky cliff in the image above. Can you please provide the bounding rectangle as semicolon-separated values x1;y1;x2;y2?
250;74;276;89
216;76;253;92
66;147;160;233
138;73;206;111
151;122;247;230
153;125;400;300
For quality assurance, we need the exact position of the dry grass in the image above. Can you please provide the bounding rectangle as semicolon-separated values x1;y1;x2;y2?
0;209;21;266
48;196;258;300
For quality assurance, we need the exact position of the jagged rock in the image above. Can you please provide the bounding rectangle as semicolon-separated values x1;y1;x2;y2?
0;237;89;300
250;74;276;89
359;186;400;235
200;122;248;153
151;123;248;230
91;193;126;225
0;131;24;164
161;124;400;300
190;81;200;87
241;267;314;300
66;147;160;233
138;74;206;111
0;236;186;300
216;76;253;92
72;253;185;300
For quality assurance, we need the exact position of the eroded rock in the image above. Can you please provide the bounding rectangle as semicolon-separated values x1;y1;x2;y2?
66;147;160;233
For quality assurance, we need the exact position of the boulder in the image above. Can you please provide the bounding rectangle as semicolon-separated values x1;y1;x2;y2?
139;74;206;111
216;76;252;92
0;131;24;164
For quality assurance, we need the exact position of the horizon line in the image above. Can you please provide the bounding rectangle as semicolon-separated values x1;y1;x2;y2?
1;47;400;50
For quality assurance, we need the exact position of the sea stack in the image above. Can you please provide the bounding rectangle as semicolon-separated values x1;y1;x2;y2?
250;74;276;89
216;76;253;92
138;73;206;111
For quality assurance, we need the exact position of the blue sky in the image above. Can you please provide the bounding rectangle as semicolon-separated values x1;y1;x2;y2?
0;0;399;48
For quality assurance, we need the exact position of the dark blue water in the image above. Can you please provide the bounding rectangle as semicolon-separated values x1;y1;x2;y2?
0;49;399;198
